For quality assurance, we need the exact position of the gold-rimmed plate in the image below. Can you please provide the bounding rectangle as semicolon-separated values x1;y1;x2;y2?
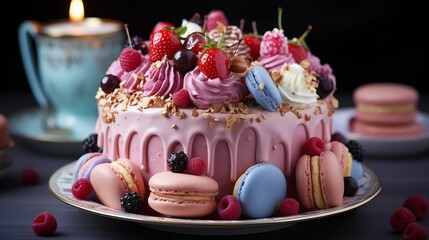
49;161;381;236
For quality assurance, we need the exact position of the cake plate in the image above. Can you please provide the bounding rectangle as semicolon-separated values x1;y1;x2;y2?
49;161;381;236
334;108;429;156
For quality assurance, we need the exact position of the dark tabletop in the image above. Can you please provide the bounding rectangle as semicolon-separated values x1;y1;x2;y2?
1;91;428;240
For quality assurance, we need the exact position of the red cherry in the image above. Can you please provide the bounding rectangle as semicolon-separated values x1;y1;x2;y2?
184;32;206;56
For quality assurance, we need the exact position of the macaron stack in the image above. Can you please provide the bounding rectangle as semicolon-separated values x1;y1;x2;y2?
352;82;423;137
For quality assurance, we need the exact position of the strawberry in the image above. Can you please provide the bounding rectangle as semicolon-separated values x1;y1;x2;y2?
243;21;262;60
288;25;312;63
198;35;229;79
119;48;143;72
150;21;175;39
150;27;185;63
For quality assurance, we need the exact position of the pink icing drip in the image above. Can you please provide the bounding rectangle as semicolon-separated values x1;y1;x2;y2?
143;57;183;97
183;67;249;109
95;102;333;199
257;54;296;72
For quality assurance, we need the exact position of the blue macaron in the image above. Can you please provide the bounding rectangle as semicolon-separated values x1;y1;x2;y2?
351;159;364;181
234;163;287;218
245;65;281;112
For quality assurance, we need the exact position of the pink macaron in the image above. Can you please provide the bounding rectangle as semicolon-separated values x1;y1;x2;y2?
148;171;219;218
295;151;344;210
90;158;145;211
352;82;422;137
330;141;352;177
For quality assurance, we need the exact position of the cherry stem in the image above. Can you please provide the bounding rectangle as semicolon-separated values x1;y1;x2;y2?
239;19;245;32
278;7;283;30
299;25;313;41
202;15;208;32
124;24;132;49
251;21;258;35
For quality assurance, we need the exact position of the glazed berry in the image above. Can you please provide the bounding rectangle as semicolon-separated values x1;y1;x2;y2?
186;157;206;175
119;48;143;72
331;132;348;144
403;223;427;240
278;198;300;216
100;74;121;94
390;207;416;233
403;194;429;219
302;137;325;156
125;35;149;55
32;211;57;236
343;176;358;197
21;167;39;185
120;192;143;213
217;195;242;220
173;48;198;75
184;32;206;56
82;133;102;153
346;140;365;162
172;89;191;108
167;151;188;173
72;178;92;200
316;75;334;99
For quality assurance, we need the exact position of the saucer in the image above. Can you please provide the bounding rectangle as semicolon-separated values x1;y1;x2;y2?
8;108;96;156
333;108;429;156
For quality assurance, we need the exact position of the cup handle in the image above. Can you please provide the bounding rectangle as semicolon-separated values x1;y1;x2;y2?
18;20;48;108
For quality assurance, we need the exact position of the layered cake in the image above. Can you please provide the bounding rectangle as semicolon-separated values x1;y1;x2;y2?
72;9;365;219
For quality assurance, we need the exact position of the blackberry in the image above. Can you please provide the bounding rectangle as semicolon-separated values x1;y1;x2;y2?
82;133;102;153
120;192;143;213
331;132;348;144
346;140;365;162
343;176;358;197
316;75;334;99
167;151;188;173
125;35;149;55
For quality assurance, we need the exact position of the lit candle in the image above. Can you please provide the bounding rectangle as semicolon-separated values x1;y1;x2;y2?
40;0;122;37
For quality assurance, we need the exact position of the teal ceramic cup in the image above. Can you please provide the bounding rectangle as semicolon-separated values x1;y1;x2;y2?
18;18;124;138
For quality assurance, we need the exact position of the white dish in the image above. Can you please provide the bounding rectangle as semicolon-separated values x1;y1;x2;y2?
49;161;381;236
333;108;429;157
8;108;96;156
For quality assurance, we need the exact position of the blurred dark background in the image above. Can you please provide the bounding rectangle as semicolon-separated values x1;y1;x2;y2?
4;0;428;96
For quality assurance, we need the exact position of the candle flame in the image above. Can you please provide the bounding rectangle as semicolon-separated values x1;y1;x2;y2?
69;0;84;23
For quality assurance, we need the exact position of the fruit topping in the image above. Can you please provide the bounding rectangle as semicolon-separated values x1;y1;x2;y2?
167;151;188;173
149;26;184;63
186;156;207;175
82;133;102;153
390;207;416;233
288;25;312;63
403;194;429;219
403;223;427;240
331;132;348;144
316;75;334;99
346;140;365;162
229;55;248;75
198;35;229;79
277;198;300;216
259;7;289;57
32;211;57;236
173;48;198;75
21;167;39;185
184;32;206;56
302;137;325;156
150;21;175;39
217;195;242;220
72;178;92;200
343;176;358;197
125;35;149;55
243;21;262;60
120;192;144;213
171;88;191;108
206;10;229;32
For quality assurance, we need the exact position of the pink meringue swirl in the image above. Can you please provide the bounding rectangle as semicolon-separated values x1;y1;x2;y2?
121;55;151;93
184;67;249;109
143;56;183;97
106;60;124;78
258;54;296;73
307;52;336;86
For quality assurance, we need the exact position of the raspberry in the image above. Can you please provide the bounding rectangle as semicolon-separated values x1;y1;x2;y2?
217;195;242;220
21;167;39;185
119;48;143;72
390;207;416;233
72;178;92;200
172;89;190;108
32;211;57;236
346;140;365;162
167;151;188;173
121;192;144;213
186;157;206;175
260;28;288;57
302;137;325;156
277;198;300;216
331;132;348;144
403;194;429;219
403;223;427;240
